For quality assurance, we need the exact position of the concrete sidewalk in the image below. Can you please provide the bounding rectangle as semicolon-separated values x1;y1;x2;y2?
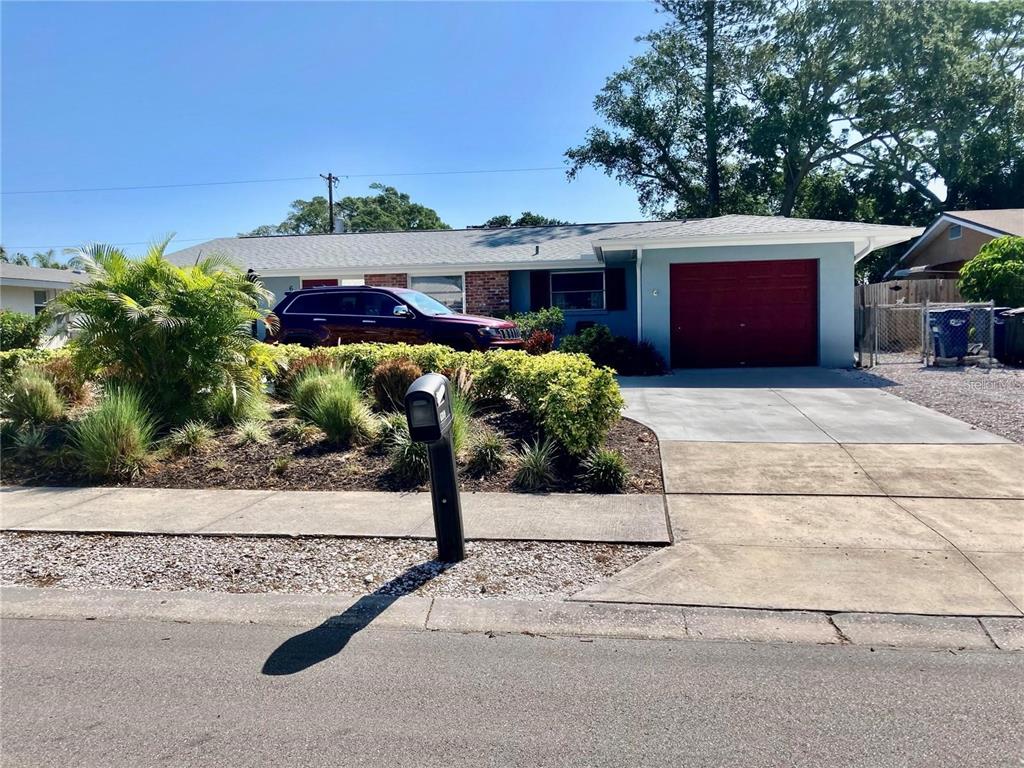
0;486;670;544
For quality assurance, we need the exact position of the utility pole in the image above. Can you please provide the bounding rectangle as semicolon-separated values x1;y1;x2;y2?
320;172;339;233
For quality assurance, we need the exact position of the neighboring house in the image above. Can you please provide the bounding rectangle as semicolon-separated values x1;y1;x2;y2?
168;214;920;368
0;262;88;315
888;209;1024;280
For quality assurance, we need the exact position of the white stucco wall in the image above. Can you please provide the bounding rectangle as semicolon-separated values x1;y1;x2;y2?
0;285;41;315
639;242;856;368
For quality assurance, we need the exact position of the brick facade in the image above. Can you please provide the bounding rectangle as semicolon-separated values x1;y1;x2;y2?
364;273;408;289
465;270;510;316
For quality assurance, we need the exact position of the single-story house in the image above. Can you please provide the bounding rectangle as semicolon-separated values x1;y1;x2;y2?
168;214;920;368
887;209;1024;280
0;263;88;316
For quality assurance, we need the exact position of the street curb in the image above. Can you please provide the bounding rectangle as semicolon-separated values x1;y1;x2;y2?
2;586;1019;651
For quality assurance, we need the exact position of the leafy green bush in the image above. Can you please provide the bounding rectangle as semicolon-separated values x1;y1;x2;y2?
579;448;628;492
0;310;48;350
303;372;378;445
371;357;423;411
235;419;270;445
558;324;667;376
388;427;429;485
0;348;57;391
959;236;1024;306
72;387;156;478
466;429;508;476
55;241;276;426
506;306;565;338
514;437;557;491
4;368;64;426
264;342;623;456
167;420;215;454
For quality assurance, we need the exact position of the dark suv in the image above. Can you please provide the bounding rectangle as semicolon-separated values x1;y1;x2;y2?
268;286;523;350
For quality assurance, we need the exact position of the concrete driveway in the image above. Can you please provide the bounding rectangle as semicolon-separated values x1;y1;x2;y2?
578;368;1024;616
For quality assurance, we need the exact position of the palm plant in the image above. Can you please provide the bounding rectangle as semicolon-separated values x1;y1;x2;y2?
55;239;278;426
31;249;65;270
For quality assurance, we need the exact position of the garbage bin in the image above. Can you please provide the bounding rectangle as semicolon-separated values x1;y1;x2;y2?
992;307;1011;362
1000;308;1024;366
929;308;970;359
969;306;993;354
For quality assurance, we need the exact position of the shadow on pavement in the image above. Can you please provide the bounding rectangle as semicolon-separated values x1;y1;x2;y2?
261;560;451;676
616;367;898;390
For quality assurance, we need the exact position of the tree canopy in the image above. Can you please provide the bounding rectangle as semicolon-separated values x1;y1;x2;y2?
568;0;1024;221
0;246;67;269
478;212;573;228
958;236;1024;306
242;183;449;236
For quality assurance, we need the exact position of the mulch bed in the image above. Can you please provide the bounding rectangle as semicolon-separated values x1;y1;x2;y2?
0;403;664;495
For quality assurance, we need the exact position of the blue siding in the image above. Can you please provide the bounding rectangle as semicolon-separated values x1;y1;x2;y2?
509;268;637;340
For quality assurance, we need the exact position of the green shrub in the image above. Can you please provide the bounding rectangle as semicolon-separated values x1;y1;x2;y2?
959;236;1024;306
13;424;49;459
72;387;156;478
579;448;628;492
41;351;89;404
450;390;472;456
514;437;557;491
388;428;429;485
0;348;57;391
371;357;423;411
0;310;48;350
55;241;277;426
235;419;270;445
205;384;271;426
290;369;334;418
167;420;215;454
265;342;623;456
276;347;344;395
466;429;508;476
558;324;668;376
507;306;565;338
304;372;378;445
4;368;65;426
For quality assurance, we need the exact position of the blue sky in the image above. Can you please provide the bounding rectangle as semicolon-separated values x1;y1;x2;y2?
1;1;661;257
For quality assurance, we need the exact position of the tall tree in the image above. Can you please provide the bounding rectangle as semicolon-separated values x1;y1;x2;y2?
479;212;573;227
31;249;66;269
566;0;768;218
242;184;449;236
0;246;31;266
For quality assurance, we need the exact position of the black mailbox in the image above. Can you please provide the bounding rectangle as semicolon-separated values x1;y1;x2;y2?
404;373;453;444
404;373;465;562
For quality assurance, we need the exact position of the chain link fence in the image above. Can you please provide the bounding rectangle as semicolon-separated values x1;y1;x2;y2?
856;301;999;368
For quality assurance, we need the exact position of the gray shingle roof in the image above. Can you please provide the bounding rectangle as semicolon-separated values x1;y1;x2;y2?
0;263;89;285
166;215;919;273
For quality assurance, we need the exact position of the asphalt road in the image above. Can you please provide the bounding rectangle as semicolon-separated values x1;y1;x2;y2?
1;618;1021;767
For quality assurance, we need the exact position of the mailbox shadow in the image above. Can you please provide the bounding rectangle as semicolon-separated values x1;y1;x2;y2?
261;560;451;676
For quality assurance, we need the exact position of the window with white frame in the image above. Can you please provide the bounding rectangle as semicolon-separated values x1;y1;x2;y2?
33;289;56;316
409;275;464;312
948;224;962;240
551;270;605;311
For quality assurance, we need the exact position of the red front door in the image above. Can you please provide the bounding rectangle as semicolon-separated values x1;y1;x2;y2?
669;259;818;368
301;278;338;289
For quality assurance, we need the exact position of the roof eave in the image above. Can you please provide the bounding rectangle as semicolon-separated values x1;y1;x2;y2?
593;227;923;253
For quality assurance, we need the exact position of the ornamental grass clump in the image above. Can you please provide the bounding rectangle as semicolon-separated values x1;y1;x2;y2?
206;384;272;426
513;437;557;491
304;372;378;446
167;420;215;455
579;448;628;493
72;387;155;478
4;368;65;426
465;429;508;477
450;391;472;456
371;357;423;412
235;419;270;445
387;427;429;485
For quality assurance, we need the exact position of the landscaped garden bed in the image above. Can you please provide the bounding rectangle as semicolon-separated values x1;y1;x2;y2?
1;245;662;495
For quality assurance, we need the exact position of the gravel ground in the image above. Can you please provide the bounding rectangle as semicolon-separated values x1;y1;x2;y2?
842;364;1024;443
0;532;653;600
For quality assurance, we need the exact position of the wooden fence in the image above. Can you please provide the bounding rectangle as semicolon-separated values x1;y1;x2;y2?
855;278;963;307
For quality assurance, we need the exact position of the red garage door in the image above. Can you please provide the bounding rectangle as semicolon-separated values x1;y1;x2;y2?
670;259;818;368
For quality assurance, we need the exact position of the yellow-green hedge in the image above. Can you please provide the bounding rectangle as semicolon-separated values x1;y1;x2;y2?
268;343;623;456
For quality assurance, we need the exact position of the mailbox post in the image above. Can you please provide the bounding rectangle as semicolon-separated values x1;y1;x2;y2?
404;373;465;562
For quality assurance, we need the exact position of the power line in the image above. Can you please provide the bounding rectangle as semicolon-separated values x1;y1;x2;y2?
2;165;566;196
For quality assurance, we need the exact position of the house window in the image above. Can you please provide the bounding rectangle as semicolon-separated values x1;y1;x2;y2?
33;289;54;316
409;275;464;312
948;224;962;240
551;270;605;311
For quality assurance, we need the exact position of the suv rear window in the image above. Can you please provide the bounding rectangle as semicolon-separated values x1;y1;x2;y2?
285;292;361;315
